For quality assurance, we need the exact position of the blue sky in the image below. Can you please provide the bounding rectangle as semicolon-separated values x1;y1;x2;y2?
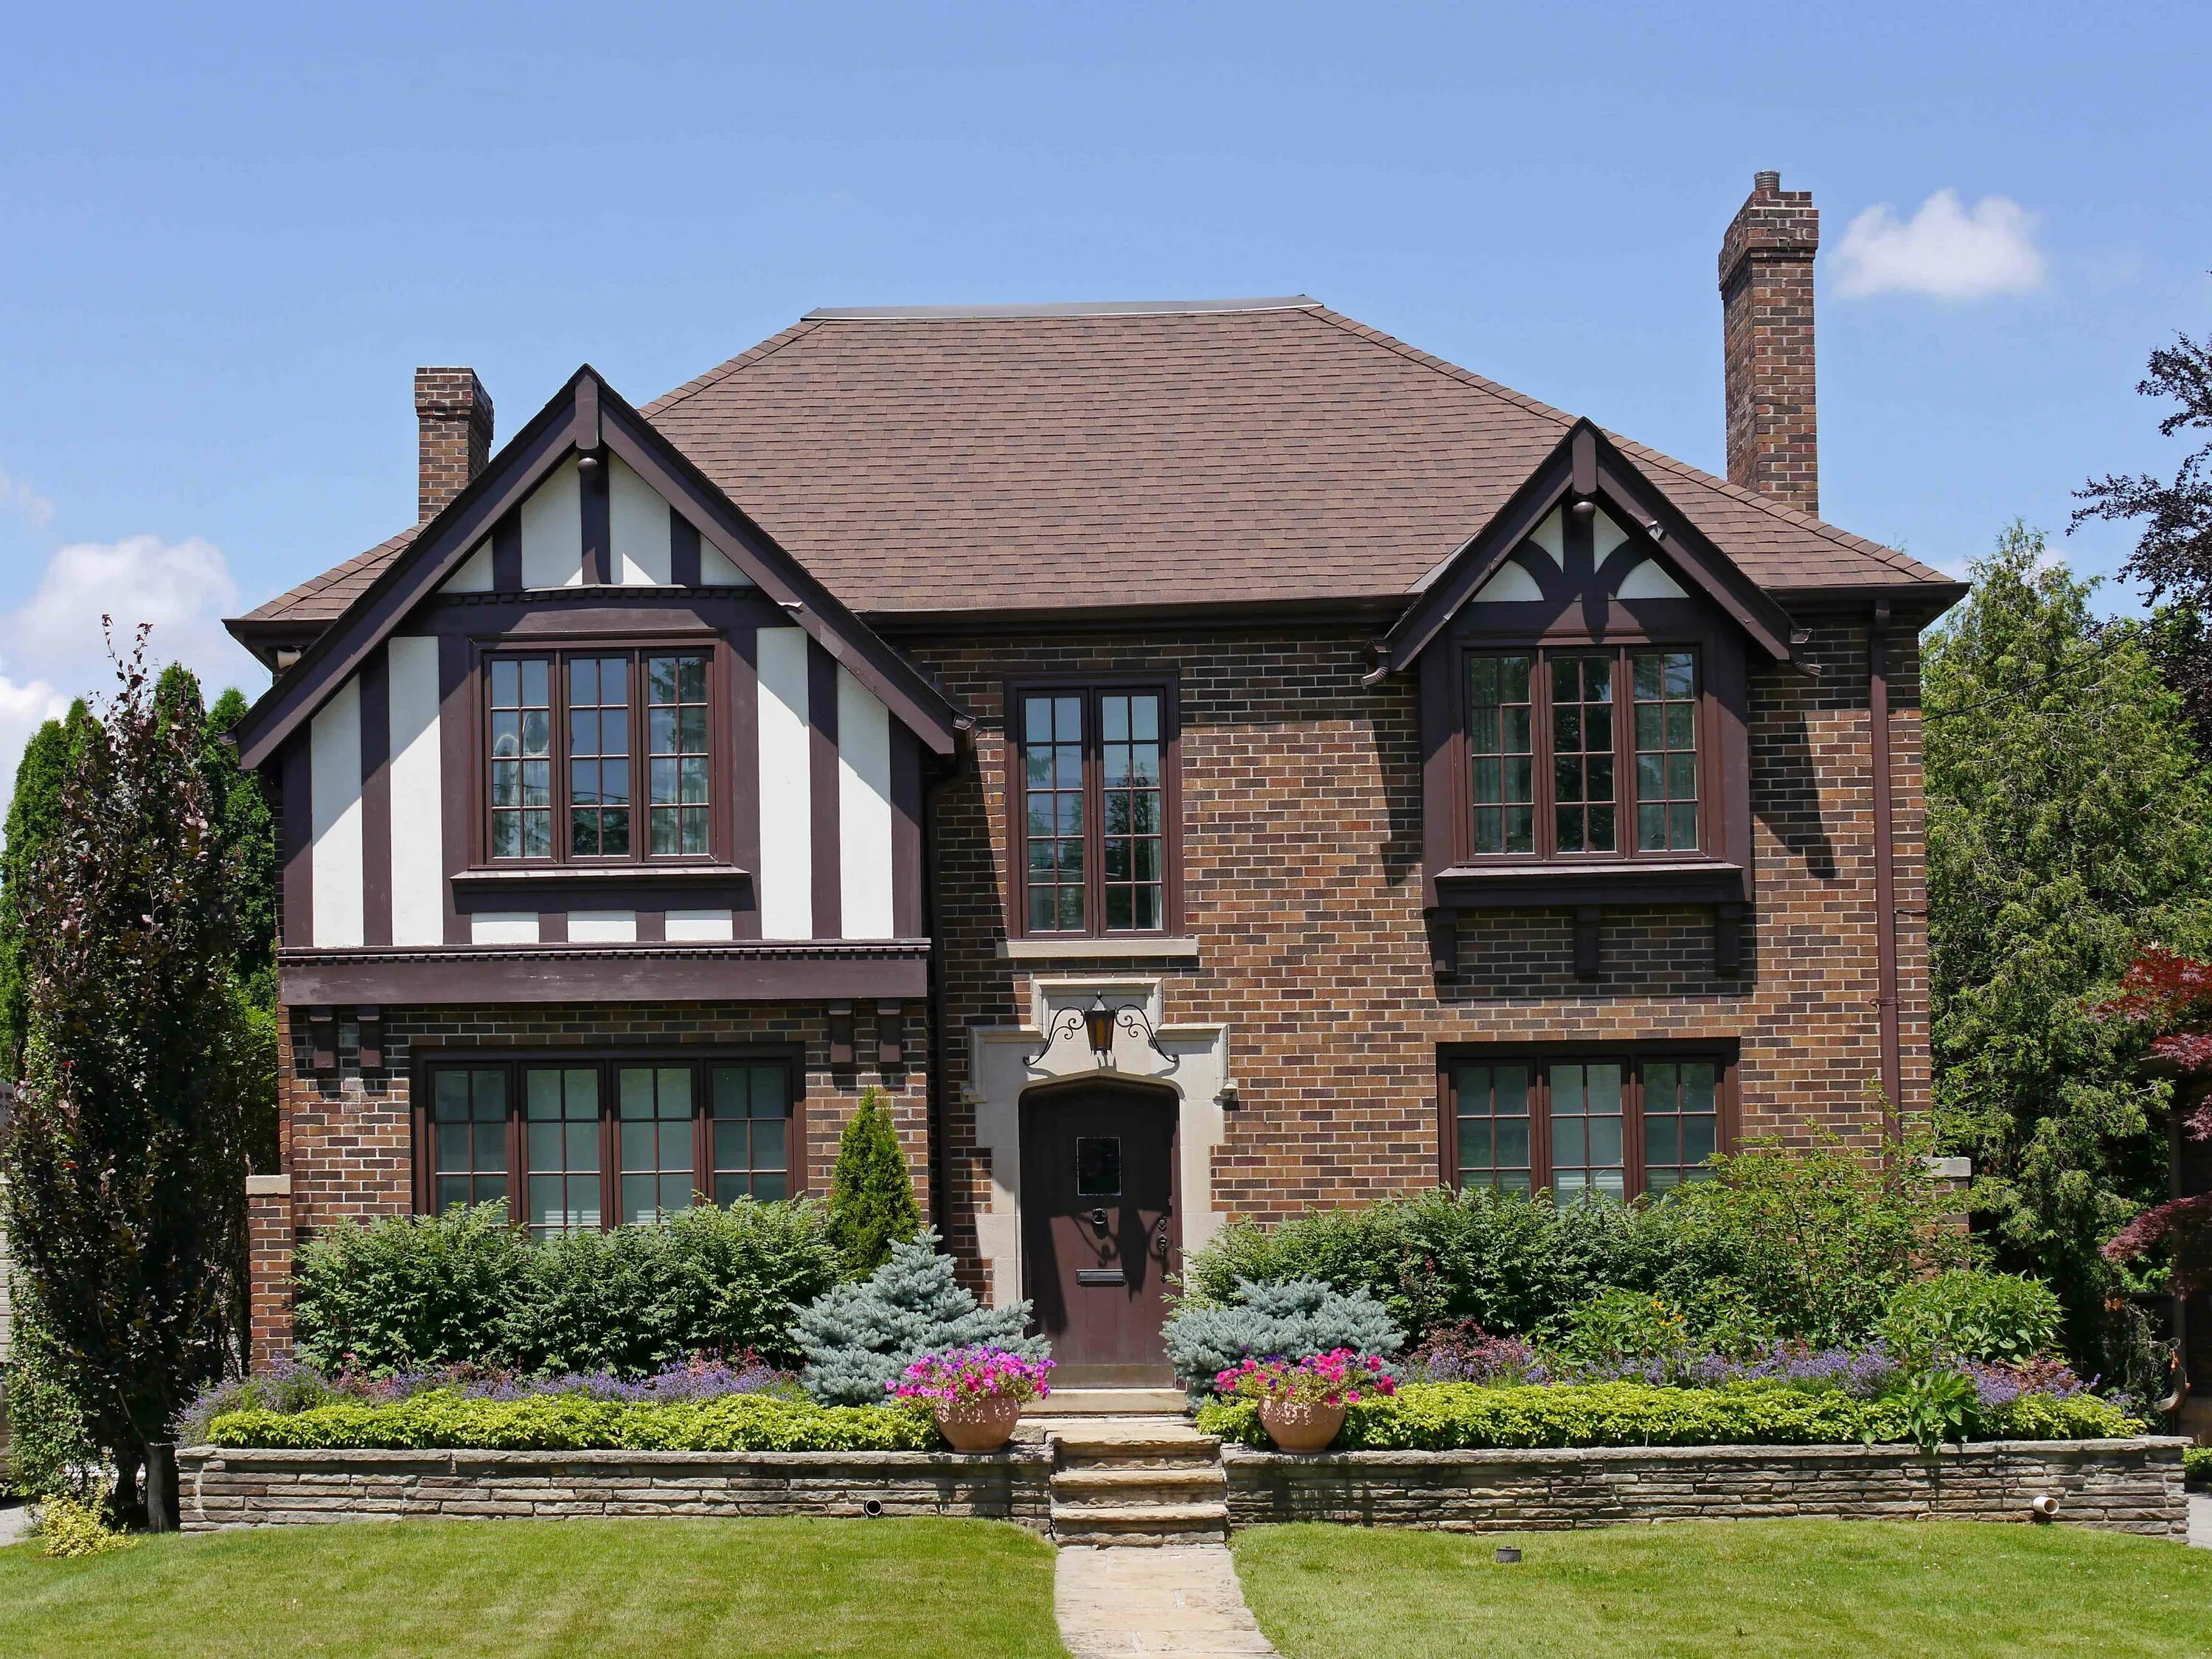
1;1;2206;790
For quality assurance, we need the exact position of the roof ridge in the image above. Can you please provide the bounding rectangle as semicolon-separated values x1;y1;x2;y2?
639;318;824;420
801;296;1321;321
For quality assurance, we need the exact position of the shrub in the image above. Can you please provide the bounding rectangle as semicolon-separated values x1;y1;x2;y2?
1878;1270;2064;1367
2184;1445;2211;1487
206;1390;939;1453
2;1307;102;1503
1194;1377;2144;1453
827;1088;922;1276
1402;1320;1540;1385
291;1198;841;1374
34;1489;134;1558
795;1231;1044;1405
1164;1278;1405;1393
1559;1290;1691;1367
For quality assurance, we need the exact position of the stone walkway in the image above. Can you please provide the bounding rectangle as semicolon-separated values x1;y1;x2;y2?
0;1503;32;1549
1055;1542;1279;1658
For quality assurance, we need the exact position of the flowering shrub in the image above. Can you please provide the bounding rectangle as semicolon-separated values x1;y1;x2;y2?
1402;1320;1539;1385
891;1346;1055;1406
1214;1349;1397;1408
174;1351;799;1444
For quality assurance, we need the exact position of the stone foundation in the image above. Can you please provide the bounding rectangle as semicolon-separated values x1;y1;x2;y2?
1221;1438;2188;1537
178;1447;1054;1534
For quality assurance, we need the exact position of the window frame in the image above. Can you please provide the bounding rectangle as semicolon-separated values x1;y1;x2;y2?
1004;675;1184;939
1436;1043;1739;1200
471;637;731;870
411;1046;807;1230
1456;641;1715;866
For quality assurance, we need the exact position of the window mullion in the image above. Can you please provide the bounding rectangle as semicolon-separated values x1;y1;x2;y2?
1615;648;1632;859
1531;1062;1552;1194
1534;651;1557;858
1086;689;1105;937
1625;1060;1644;1198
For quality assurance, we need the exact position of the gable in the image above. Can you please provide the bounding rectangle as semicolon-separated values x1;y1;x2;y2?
230;366;961;771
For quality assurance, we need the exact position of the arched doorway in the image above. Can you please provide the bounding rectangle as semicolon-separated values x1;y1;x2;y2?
1020;1077;1180;1386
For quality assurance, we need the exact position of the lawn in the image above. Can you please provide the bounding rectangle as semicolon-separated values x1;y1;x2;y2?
0;1515;1067;1658
1233;1520;2212;1659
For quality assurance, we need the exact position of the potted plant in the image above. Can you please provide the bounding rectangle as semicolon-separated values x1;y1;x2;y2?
891;1346;1057;1452
1217;1349;1396;1452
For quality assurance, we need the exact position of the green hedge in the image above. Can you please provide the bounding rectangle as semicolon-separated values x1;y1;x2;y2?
1194;1381;2145;1452
292;1199;843;1374
206;1391;941;1453
2185;1445;2211;1486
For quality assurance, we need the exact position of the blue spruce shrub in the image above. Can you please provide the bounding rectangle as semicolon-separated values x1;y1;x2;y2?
795;1231;1047;1405
1164;1277;1405;1393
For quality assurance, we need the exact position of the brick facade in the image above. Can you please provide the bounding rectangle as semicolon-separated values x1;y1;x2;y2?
906;615;1925;1291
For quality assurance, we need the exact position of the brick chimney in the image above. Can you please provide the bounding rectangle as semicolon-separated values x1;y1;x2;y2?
414;367;494;522
1718;171;1819;517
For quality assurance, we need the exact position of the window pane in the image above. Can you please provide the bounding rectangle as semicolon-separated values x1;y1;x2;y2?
1101;693;1164;934
1453;1064;1533;1192
616;1065;695;1223
490;660;554;860
1549;1062;1624;1205
1467;657;1535;855
568;657;630;858
1644;1058;1721;1194
1023;693;1086;932
432;1068;509;1216
1632;650;1698;851
710;1065;790;1201
646;655;712;859
1548;653;1618;854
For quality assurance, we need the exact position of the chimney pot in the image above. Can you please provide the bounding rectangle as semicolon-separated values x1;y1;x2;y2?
414;367;494;522
1719;172;1820;516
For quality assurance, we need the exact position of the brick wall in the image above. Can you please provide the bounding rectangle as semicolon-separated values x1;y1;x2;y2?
257;1001;927;1358
1719;171;1821;516
908;616;1927;1293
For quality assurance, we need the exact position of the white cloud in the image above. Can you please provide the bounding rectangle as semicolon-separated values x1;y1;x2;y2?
0;533;263;818
1834;189;2046;300
0;467;55;531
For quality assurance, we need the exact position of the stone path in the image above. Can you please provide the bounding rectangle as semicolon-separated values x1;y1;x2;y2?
2191;1492;2211;1548
1055;1542;1279;1658
0;1503;32;1549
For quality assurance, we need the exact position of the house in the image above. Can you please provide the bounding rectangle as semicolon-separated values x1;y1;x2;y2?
226;173;1960;1385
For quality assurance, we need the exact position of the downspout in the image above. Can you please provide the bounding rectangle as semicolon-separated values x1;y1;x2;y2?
1869;601;1903;1131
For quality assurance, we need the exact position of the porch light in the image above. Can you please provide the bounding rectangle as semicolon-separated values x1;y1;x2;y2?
1082;994;1116;1061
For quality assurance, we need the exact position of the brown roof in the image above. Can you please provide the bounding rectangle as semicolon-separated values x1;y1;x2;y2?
239;299;1950;630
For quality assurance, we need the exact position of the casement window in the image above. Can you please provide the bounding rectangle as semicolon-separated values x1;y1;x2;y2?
1010;681;1180;936
422;1053;797;1234
485;647;716;864
1441;1051;1730;1202
1465;647;1703;859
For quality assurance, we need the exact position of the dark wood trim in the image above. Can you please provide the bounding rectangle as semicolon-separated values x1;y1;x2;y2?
359;644;393;948
580;451;611;585
538;910;568;944
1436;1042;1742;1197
409;1044;810;1228
1573;905;1601;980
451;866;751;911
420;590;792;636
1432;862;1748;908
281;940;931;1006
1004;673;1183;940
279;735;313;948
890;723;924;938
807;638;843;938
670;507;702;588
438;634;473;945
729;623;762;940
1870;601;1902;1120
634;908;665;942
491;512;522;593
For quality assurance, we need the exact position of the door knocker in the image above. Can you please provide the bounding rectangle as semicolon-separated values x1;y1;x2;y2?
1150;1211;1174;1263
1086;1207;1116;1259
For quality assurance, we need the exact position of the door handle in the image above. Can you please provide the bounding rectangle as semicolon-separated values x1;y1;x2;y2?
1151;1211;1173;1262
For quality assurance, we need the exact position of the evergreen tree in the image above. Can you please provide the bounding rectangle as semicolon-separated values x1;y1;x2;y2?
0;634;256;1521
1926;524;2212;1372
0;700;97;1078
826;1088;922;1275
794;1231;1043;1405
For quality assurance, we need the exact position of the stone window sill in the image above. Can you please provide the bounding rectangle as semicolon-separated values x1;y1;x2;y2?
997;936;1200;963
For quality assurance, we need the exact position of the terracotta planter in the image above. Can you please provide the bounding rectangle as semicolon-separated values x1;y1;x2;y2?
1259;1396;1346;1453
933;1394;1023;1453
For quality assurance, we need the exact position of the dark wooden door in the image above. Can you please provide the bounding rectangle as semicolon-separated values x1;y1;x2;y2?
1020;1083;1179;1386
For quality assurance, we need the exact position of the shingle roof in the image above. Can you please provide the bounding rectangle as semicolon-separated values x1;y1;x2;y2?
238;299;1951;630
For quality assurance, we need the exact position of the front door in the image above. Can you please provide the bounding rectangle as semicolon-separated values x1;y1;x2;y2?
1020;1082;1179;1386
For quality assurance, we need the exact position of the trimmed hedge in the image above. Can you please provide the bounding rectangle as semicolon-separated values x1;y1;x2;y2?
1194;1380;2146;1452
206;1391;941;1453
2185;1445;2211;1486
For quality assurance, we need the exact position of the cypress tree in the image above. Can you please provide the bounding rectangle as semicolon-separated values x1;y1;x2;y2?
826;1088;922;1276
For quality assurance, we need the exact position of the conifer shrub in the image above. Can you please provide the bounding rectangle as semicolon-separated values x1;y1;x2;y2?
826;1088;922;1276
795;1231;1045;1405
1163;1278;1404;1393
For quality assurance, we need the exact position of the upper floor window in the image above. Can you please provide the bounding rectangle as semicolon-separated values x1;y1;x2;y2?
486;648;715;863
1443;1050;1726;1203
1466;647;1700;860
423;1052;796;1234
1011;682;1179;936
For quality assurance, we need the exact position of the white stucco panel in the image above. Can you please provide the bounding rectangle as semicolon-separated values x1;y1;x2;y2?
519;462;584;588
836;667;894;939
608;453;672;585
386;636;445;947
442;540;495;593
1472;560;1545;602
309;677;365;948
756;627;813;939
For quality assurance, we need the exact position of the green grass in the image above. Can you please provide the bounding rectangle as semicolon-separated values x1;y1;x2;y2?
1233;1520;2212;1658
0;1516;1067;1658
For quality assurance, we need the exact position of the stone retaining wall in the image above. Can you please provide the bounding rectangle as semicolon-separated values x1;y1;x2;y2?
177;1447;1054;1534
1222;1438;2188;1537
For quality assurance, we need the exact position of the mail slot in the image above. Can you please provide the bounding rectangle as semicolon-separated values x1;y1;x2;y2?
1075;1267;1127;1287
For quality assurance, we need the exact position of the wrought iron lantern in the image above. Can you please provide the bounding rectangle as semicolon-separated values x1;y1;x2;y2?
1025;992;1177;1069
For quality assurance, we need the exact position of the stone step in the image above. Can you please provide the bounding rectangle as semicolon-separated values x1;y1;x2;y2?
1052;1433;1222;1470
1052;1466;1228;1509
1026;1388;1191;1419
1050;1500;1231;1547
